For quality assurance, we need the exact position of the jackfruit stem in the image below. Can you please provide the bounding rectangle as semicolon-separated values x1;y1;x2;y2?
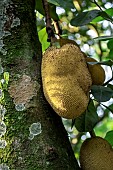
89;130;96;137
42;0;55;42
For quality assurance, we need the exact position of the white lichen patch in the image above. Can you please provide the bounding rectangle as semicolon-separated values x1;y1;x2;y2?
0;139;7;148
0;89;3;98
0;121;6;137
8;75;40;108
28;133;34;140
11;17;20;28
0;163;10;170
0;105;6;121
0;65;4;75
28;122;42;140
15;103;25;111
29;122;42;135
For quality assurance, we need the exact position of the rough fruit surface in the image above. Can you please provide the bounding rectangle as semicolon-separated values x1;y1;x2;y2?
80;137;113;170
41;44;92;119
86;57;105;85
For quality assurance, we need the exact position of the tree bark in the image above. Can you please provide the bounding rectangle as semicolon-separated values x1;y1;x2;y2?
0;0;80;169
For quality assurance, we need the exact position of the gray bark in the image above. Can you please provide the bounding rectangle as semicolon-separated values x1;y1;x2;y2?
0;0;80;169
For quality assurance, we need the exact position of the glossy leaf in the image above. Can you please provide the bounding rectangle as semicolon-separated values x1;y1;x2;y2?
74;100;99;132
48;0;74;9
71;10;100;26
105;131;113;146
38;27;50;52
91;85;113;102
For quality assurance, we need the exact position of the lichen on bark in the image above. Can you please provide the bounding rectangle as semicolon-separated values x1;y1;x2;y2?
0;0;80;169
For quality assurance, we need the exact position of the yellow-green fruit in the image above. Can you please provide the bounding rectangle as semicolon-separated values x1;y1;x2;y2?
80;137;113;170
41;44;92;119
86;57;105;85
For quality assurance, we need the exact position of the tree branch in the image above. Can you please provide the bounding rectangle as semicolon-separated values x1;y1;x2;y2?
42;0;55;42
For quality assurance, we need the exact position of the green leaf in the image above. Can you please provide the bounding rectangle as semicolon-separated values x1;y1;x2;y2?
87;60;113;66
70;10;100;26
107;39;113;50
92;8;113;23
74;100;99;132
96;60;113;66
4;72;9;84
104;103;113;114
48;0;74;9
35;0;59;20
94;35;113;41
38;27;50;52
101;103;113;114
99;11;113;23
108;49;113;60
107;84;113;90
91;85;113;102
105;131;113;146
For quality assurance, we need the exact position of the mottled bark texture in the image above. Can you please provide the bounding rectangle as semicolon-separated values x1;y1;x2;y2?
0;0;80;169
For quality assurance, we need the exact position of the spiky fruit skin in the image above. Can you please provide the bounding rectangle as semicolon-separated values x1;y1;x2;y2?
80;137;113;170
41;44;92;119
86;57;105;85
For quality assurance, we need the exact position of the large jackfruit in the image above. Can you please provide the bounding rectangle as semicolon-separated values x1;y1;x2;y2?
86;57;105;85
41;44;92;119
80;137;113;170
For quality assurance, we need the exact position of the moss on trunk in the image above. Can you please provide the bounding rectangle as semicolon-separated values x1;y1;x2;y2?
0;0;80;169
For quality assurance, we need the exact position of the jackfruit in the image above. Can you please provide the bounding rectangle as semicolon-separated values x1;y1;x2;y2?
80;137;113;170
86;57;105;85
41;44;92;119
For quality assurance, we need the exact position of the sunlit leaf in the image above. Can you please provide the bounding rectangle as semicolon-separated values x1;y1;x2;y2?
91;85;113;102
71;10;100;26
100;11;113;23
92;8;113;23
105;131;113;146
74;100;99;132
38;27;50;52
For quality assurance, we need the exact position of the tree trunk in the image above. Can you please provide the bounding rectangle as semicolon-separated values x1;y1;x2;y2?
0;0;80;169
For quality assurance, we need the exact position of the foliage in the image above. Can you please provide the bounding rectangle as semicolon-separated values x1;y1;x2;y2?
35;0;113;160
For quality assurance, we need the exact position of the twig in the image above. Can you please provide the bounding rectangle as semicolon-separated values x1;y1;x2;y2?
90;0;102;11
89;129;96;137
103;77;113;86
42;0;55;42
53;20;62;37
